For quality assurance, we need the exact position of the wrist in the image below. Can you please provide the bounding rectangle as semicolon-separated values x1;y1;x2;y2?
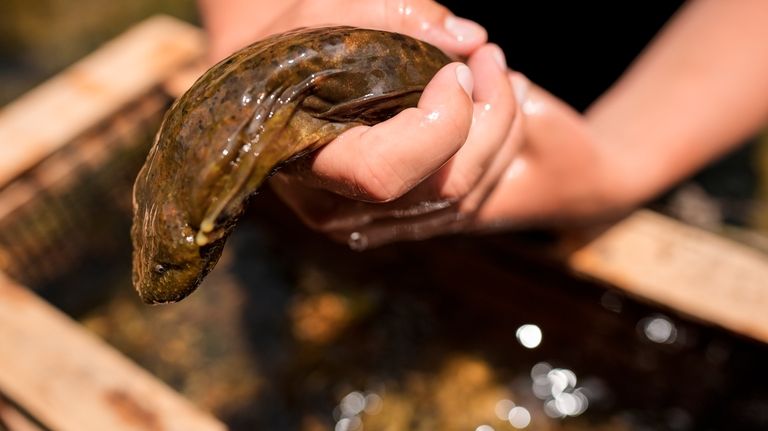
587;118;683;216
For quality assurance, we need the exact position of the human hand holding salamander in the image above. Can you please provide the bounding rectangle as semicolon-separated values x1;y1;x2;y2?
199;0;768;248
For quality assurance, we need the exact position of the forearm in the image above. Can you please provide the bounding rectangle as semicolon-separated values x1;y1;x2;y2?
586;0;768;203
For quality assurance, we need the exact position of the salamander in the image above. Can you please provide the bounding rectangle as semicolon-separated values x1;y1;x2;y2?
131;26;450;304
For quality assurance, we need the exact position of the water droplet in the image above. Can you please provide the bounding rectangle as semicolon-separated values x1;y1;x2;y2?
522;100;542;115
348;232;369;251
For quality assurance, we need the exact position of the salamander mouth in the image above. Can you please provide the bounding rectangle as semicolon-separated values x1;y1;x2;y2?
135;236;227;305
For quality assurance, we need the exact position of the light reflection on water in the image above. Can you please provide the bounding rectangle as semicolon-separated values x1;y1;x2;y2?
507;406;531;429
78;216;768;431
515;324;542;349
640;315;678;344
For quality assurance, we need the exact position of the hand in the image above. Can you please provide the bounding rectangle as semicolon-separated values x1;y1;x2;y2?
199;0;638;250
271;43;527;249
202;0;487;62
472;76;638;232
273;63;641;249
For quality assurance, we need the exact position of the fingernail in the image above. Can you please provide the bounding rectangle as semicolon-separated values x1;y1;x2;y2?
456;64;473;96
490;44;506;71
444;15;485;43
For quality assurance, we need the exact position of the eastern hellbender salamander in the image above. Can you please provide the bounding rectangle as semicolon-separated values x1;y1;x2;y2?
132;27;450;304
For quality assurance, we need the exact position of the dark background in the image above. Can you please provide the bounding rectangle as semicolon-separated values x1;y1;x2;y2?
445;1;685;111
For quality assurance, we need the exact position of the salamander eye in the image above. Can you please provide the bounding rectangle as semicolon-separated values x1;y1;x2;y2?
154;264;167;275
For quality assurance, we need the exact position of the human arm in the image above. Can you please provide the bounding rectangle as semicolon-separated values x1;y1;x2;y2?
472;0;768;230
585;0;768;205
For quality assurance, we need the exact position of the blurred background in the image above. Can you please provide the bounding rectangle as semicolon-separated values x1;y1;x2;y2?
2;1;768;431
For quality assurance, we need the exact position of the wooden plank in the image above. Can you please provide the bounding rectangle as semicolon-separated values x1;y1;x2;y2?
565;209;768;343
0;276;226;431
0;15;204;187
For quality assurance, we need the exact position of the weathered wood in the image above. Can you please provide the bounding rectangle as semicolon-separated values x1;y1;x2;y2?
565;209;768;343
0;15;204;187
0;276;226;431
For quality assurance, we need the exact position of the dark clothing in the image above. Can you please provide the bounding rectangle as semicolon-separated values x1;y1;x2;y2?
441;2;685;111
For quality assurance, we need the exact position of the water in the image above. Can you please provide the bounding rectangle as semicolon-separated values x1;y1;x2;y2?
78;194;768;430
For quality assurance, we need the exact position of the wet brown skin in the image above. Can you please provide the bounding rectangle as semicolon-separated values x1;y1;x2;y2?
132;27;451;304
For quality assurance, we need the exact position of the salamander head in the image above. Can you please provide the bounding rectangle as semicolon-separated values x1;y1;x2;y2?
131;160;225;304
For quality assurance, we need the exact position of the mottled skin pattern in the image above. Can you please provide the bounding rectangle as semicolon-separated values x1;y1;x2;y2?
132;27;450;304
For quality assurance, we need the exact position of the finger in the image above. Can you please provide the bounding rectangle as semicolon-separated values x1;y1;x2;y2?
269;173;371;231
428;43;517;202
305;62;475;202
291;44;519;228
452;70;526;213
271;0;487;58
379;0;488;56
473;74;609;228
471;74;554;228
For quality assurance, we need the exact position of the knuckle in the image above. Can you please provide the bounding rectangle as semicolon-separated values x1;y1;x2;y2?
439;173;474;201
